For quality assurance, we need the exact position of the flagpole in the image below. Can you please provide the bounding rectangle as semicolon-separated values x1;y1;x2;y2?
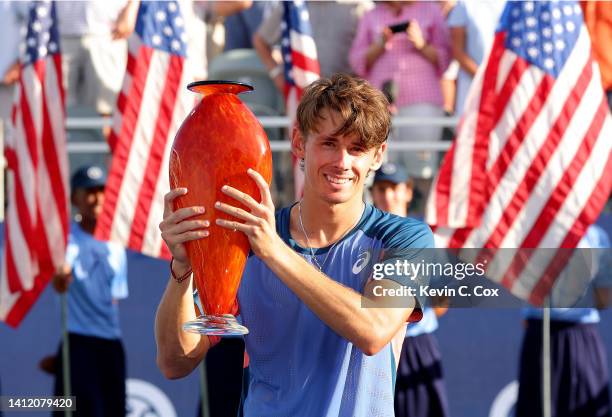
61;293;72;417
542;298;551;417
198;361;210;417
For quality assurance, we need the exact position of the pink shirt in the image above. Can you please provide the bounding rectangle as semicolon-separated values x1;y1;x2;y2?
349;2;451;108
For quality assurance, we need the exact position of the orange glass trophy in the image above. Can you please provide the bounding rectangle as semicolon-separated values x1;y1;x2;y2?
169;81;272;335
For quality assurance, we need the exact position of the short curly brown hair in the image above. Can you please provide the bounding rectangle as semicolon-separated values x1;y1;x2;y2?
296;73;391;149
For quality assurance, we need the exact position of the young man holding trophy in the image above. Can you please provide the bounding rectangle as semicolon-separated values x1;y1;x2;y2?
155;74;434;416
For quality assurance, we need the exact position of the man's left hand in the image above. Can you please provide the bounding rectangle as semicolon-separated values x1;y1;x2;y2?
214;169;283;261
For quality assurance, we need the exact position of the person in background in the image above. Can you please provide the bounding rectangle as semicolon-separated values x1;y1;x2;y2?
50;164;129;417
581;1;612;111
56;1;139;117
214;1;277;52
253;1;372;93
447;0;504;116
57;0;208;126
516;224;612;417
349;1;451;183
371;162;450;417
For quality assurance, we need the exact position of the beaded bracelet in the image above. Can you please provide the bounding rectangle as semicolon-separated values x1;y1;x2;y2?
170;258;192;283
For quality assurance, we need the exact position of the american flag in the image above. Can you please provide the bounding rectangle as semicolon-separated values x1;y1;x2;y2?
0;1;69;327
281;1;320;198
425;1;612;305
95;1;193;259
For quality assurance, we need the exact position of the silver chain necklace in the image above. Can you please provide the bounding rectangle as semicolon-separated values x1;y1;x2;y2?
297;200;363;271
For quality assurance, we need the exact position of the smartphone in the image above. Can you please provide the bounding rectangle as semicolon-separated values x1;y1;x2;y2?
388;21;410;34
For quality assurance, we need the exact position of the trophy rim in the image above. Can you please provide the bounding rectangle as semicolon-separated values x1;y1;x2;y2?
187;80;254;93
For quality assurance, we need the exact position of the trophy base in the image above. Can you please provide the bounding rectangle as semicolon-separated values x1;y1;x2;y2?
182;314;248;336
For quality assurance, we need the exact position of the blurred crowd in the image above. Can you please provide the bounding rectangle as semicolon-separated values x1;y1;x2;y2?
0;0;506;211
1;0;611;205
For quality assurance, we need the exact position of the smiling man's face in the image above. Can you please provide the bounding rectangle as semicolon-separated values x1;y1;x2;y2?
295;109;385;205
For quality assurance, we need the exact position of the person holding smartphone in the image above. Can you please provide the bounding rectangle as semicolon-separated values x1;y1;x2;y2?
349;1;451;184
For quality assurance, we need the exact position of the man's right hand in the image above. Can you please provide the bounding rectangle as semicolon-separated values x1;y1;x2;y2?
156;188;213;378
159;188;210;276
52;264;72;293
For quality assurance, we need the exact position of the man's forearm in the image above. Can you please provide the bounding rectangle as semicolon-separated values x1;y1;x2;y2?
451;27;478;77
253;32;280;72
262;245;412;355
455;53;478;77
155;275;209;379
365;40;385;72
417;43;439;67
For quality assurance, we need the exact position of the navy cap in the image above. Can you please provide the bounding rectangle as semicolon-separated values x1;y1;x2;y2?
71;164;107;190
373;162;409;184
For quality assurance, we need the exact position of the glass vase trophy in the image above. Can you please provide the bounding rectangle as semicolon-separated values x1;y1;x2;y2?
169;81;272;335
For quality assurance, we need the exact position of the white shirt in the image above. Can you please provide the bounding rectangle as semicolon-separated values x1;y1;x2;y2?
56;0;128;37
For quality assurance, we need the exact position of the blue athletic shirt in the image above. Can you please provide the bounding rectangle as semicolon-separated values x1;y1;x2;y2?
237;203;434;417
64;222;128;339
